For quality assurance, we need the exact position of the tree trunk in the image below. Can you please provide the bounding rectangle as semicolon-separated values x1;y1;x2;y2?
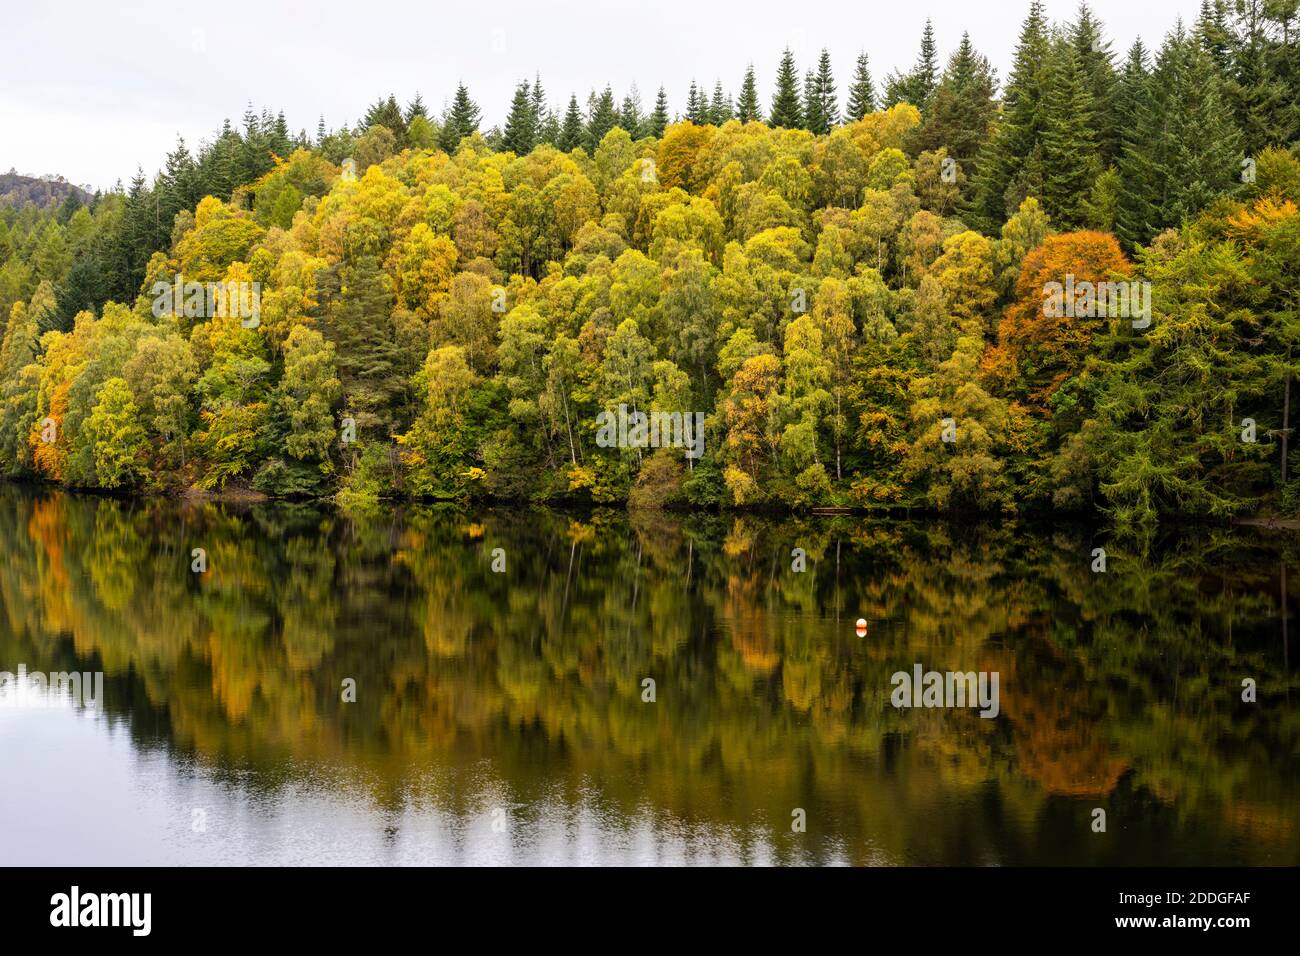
1283;345;1292;485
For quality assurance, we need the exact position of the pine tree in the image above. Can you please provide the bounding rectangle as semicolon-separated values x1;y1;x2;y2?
647;87;670;138
439;83;481;153
967;1;1052;232
316;115;327;146
503;80;537;155
846;53;876;121
736;66;761;123
770;49;803;128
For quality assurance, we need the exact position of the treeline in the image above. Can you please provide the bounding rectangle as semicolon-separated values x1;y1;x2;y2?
0;106;305;327
0;1;1298;529
0;172;92;211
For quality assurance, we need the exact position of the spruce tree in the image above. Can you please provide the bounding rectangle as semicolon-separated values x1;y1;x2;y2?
1195;0;1233;71
685;81;707;124
1116;28;1242;247
914;34;996;184
770;49;803;128
1219;0;1296;154
558;95;585;151
1114;40;1155;248
916;19;939;103
161;137;201;227
586;86;619;150
503;80;537;155
709;81;732;125
53;257;107;332
805;49;839;134
846;53;876;121
736;66;761;122
620;86;644;136
405;93;428;122
271;111;292;155
1039;37;1100;229
239;104;275;184
884;19;940;109
1069;3;1119;164
802;70;820;132
647;87;670;138
532;77;557;144
319;256;403;436
363;95;407;148
439;84;481;152
1164;31;1243;222
968;0;1052;232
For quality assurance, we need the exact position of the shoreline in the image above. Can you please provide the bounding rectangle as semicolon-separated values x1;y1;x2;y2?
1;475;1295;530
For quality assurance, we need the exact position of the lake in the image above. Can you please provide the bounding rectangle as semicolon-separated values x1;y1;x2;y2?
0;485;1296;865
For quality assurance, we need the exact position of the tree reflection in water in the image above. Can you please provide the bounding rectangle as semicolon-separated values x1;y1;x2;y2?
0;485;1295;865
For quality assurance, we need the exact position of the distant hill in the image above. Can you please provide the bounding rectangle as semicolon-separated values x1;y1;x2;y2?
0;171;94;210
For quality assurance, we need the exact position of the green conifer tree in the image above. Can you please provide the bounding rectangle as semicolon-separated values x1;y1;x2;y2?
967;1;1052;232
558;95;586;151
439;83;481;152
770;49;803;128
737;66;761;122
647;87;670;138
846;53;876;120
503;80;537;155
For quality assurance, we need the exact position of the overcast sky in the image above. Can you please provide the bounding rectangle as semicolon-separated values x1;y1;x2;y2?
2;0;1198;192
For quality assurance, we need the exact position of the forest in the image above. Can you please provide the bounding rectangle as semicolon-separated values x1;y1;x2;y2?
0;0;1297;531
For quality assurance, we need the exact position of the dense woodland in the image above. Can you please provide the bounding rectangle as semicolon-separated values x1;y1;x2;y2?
0;0;1298;530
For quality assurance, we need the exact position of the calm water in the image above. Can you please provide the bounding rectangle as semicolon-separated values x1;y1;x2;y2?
0;485;1296;866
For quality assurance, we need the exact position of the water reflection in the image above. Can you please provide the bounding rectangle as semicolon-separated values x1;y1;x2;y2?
0;486;1296;865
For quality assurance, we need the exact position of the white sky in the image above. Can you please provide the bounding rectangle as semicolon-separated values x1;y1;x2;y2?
1;0;1197;192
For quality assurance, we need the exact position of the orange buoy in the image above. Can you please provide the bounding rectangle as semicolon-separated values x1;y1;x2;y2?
855;618;868;637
